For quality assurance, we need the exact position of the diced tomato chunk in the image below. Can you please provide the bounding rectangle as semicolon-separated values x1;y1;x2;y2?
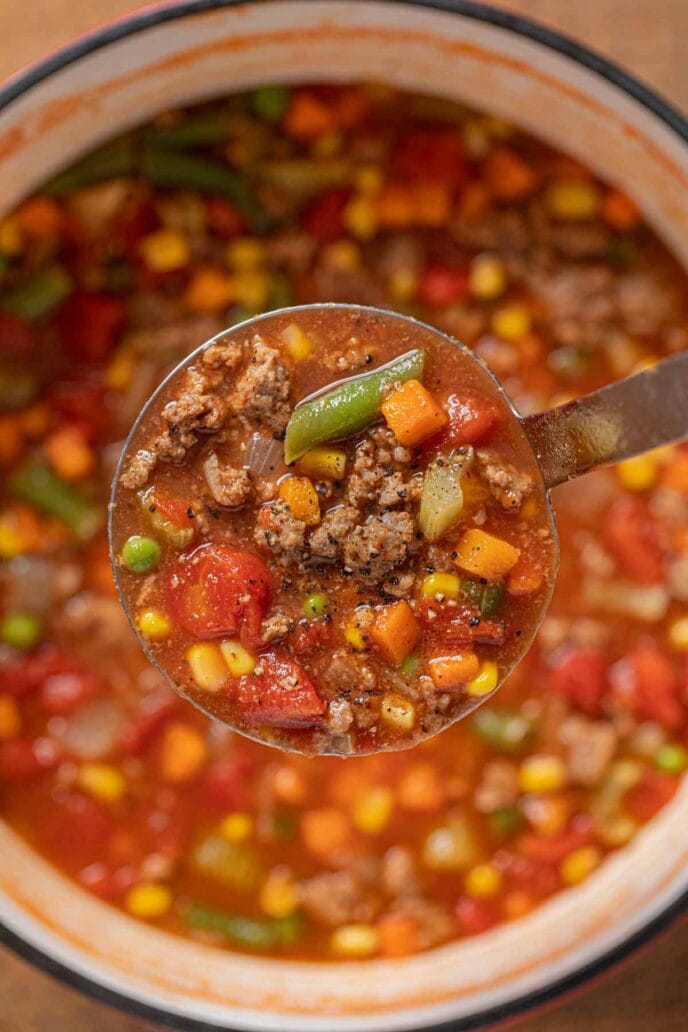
117;694;177;755
417;263;469;308
426;392;500;452
45;378;109;442
168;543;272;649
42;793;114;866
602;496;664;583
610;644;684;730
56;291;126;364
455;896;497;934
493;848;560;897
300;188;352;243
79;862;137;899
0;311;37;357
41;669;100;715
550;647;607;717
0;644;71;698
0;737;61;781
516;819;593;865
417;600;507;648
204;754;254;811
393;128;468;189
290;619;335;656
625;771;678;821
114;201;159;259
237;650;326;728
205;197;245;238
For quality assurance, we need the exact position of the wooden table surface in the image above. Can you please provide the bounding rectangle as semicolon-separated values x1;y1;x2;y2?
2;2;688;1030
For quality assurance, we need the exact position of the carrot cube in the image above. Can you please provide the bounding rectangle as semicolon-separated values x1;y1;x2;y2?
278;476;321;525
484;146;535;201
453;528;521;581
381;379;447;447
601;188;640;232
370;601;420;664
428;652;480;689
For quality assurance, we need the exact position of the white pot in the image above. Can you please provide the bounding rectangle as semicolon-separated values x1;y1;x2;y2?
1;3;688;1029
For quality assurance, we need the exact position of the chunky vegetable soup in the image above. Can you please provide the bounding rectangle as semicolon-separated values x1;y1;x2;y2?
113;306;555;753
1;82;688;958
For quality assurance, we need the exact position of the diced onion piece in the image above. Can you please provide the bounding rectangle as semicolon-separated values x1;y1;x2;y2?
419;447;473;543
583;578;669;622
245;433;286;477
220;639;257;677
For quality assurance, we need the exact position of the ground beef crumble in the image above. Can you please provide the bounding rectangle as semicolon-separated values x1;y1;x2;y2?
476;448;534;510
203;453;252;508
343;511;415;583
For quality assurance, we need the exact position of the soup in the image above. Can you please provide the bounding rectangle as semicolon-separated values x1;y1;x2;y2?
0;83;687;958
113;306;555;753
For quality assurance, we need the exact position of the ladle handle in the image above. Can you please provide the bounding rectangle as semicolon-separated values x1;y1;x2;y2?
521;351;688;491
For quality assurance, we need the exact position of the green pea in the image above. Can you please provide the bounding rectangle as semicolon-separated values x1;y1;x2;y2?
0;612;42;651
252;85;290;123
303;592;328;619
489;806;524;839
654;743;688;775
400;654;419;677
121;535;161;573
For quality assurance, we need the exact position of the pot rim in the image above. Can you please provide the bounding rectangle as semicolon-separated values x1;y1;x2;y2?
1;2;687;1031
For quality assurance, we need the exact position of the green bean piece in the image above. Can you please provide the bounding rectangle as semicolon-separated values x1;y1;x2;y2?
141;147;267;230
146;110;236;149
0;265;72;322
480;581;504;618
0;367;38;411
472;707;533;755
0;612;42;651
461;579;484;608
400;654;419;677
303;592;328;619
252;85;290;122
44;137;139;195
185;903;301;949
258;158;351;198
10;462;102;541
284;349;425;464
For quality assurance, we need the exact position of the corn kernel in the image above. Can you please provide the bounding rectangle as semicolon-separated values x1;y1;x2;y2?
345;621;368;651
232;270;270;309
560;845;602;886
491;303;531;341
137;609;171;641
518;754;567;794
77;763;126;803
469;254;506;300
352;787;394;834
220;639;256;677
0;217;23;255
546;179;601;221
465;863;503;898
380;692;416;731
259;872;299;918
354;165;383;195
668;615;688;651
420;572;462;600
321;240;362;272
282;323;313;362
311;130;342;158
125;882;172;919
388;267;417;302
220;812;254;842
184;267;233;312
343;195;378;240
466;660;499;698
597;815;637;847
616;454;657;492
330;924;379;957
226;237;265;271
161;722;208;783
296;447;347;481
0;695;20;739
0;520;23;560
186;643;227;692
139;228;190;272
105;346;136;390
423;817;476;871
